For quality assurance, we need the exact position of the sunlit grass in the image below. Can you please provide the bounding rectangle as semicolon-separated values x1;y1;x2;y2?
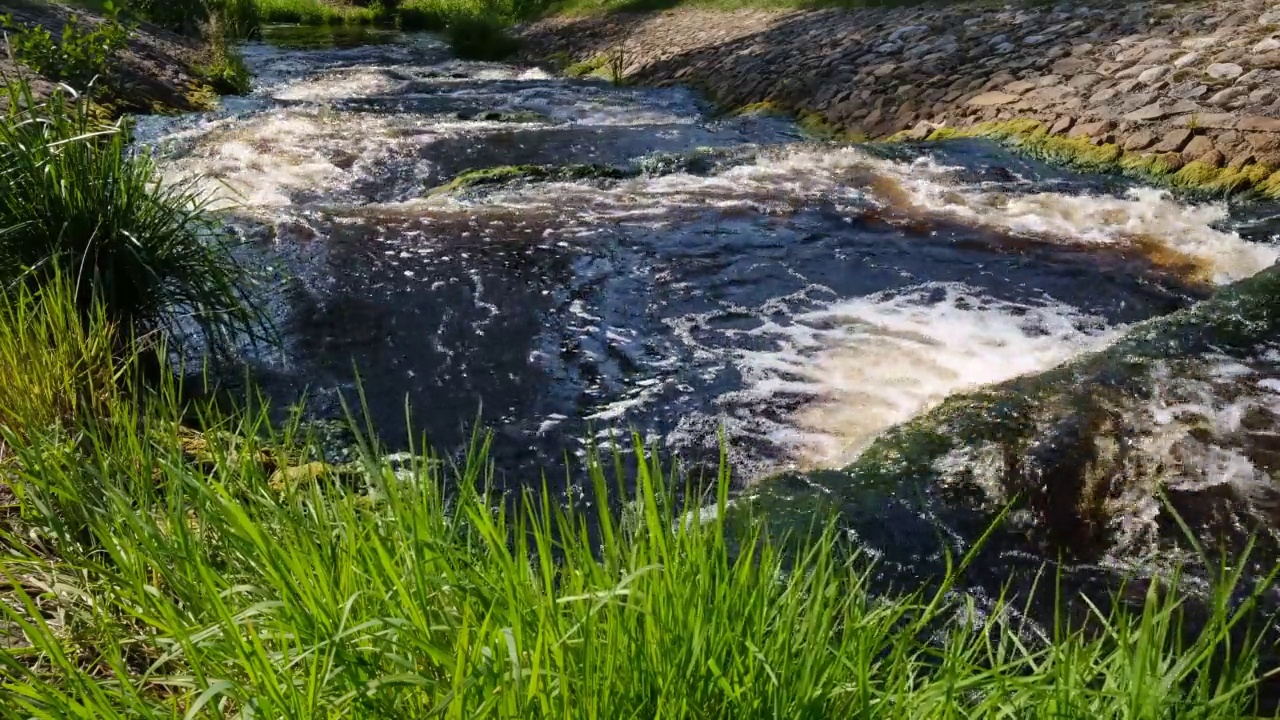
255;0;381;25
0;316;1275;717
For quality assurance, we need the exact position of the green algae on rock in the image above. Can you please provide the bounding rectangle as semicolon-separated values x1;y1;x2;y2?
914;120;1280;201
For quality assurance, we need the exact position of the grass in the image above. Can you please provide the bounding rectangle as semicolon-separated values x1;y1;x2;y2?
255;0;383;24
0;76;270;357
0;320;1277;717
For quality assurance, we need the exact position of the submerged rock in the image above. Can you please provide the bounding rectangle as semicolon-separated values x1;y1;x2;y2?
741;266;1280;577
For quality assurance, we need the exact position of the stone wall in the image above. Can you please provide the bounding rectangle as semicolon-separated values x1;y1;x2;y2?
520;1;1280;194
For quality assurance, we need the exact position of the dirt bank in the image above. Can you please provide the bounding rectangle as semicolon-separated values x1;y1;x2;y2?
520;0;1280;196
0;1;219;113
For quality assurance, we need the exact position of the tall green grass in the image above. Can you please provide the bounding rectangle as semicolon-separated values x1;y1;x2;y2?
0;327;1275;717
256;0;382;25
0;76;269;356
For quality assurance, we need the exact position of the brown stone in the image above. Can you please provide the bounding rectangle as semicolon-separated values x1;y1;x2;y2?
1252;51;1280;69
1125;103;1173;121
1052;57;1092;75
1181;134;1217;160
1152;128;1195;153
967;91;1021;106
1123;130;1158;151
1049;115;1075;135
1025;86;1074;105
1227;151;1257;170
1003;79;1037;95
1068;74;1103;91
1160;152;1186;171
1198;149;1226;168
1238;116;1280;132
1246;132;1280;153
1069;119;1116;138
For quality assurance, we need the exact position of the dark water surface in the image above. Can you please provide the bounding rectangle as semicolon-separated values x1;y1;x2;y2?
139;28;1280;494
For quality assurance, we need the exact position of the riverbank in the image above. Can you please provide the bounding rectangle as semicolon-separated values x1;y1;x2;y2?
520;0;1280;197
0;1;248;113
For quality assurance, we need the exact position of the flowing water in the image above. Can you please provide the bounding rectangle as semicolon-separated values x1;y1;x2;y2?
139;29;1280;563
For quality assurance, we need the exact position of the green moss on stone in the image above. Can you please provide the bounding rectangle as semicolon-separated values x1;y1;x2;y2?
1170;161;1222;188
565;54;610;78
428;163;632;196
736;100;788;116
908;118;1280;198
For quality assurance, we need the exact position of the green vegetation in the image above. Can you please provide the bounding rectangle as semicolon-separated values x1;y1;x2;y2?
0;76;269;356
1;5;131;97
255;0;381;24
914;119;1280;200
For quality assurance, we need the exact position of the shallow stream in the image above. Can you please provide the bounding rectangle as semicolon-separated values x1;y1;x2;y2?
139;29;1280;587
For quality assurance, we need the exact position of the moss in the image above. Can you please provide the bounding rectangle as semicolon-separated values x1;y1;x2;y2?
428;162;632;195
1258;170;1280;199
1118;152;1172;177
565;53;610;78
907;118;1280;198
735;100;788;117
1169;161;1222;188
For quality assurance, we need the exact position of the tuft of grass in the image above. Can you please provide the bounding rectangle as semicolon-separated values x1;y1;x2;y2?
0;273;125;447
0;76;269;356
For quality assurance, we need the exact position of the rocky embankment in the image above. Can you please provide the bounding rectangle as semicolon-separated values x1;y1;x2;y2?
521;0;1280;196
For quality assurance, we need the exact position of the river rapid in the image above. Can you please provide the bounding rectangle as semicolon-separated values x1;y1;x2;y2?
138;28;1280;603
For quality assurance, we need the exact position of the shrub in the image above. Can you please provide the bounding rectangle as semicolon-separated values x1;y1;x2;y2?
0;6;132;97
446;12;519;60
0;77;270;358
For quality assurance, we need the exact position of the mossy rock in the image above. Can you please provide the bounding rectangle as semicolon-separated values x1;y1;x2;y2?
427;163;633;196
742;268;1280;568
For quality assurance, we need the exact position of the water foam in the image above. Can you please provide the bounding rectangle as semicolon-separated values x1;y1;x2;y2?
730;283;1119;467
495;146;1277;285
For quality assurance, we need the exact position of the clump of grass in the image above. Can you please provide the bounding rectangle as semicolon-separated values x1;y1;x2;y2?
0;76;269;356
0;379;1275;717
256;0;380;24
0;273;125;447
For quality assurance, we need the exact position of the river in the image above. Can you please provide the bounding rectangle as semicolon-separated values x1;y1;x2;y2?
137;27;1280;590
